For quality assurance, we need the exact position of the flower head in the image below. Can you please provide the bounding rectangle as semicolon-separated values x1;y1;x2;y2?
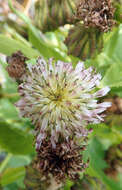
16;58;111;148
76;0;115;32
6;51;27;80
34;138;88;181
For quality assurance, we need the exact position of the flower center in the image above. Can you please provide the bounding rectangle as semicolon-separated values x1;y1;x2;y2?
52;93;62;101
50;88;64;104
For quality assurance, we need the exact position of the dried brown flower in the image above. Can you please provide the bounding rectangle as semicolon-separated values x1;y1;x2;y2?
6;51;27;80
34;138;88;182
76;0;115;32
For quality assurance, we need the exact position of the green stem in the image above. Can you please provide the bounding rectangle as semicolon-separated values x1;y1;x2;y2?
3;93;19;98
47;178;62;190
0;154;12;174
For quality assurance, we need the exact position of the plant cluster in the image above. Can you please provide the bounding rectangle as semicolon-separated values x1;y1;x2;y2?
0;0;122;190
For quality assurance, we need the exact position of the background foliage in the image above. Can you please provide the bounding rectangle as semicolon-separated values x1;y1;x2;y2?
0;0;122;190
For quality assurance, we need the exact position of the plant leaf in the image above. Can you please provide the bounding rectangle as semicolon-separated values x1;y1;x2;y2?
0;121;34;155
85;137;121;190
101;60;122;88
0;167;25;186
104;25;122;62
0;34;40;58
7;155;31;168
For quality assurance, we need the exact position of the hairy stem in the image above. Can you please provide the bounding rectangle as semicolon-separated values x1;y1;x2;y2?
47;177;62;190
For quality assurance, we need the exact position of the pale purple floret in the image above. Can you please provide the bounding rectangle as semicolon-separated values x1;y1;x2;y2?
15;58;111;148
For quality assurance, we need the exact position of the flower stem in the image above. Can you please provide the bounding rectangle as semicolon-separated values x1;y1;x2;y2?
47;177;62;190
0;153;12;174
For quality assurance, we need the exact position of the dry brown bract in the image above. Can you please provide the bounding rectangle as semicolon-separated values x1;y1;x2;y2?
6;51;27;79
34;139;88;182
76;0;115;32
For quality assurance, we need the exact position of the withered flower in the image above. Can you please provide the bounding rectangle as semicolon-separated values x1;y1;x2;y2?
76;0;115;32
6;51;27;80
34;138;88;181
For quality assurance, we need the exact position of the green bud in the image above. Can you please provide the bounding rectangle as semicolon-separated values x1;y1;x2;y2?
65;23;103;60
34;0;79;32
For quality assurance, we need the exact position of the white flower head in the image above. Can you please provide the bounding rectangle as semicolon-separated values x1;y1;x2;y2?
16;58;111;149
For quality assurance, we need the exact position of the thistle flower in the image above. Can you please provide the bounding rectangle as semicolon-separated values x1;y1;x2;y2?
16;58;111;149
34;138;88;181
76;0;115;32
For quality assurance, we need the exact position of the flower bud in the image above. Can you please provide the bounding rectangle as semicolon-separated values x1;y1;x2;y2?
65;23;103;60
34;0;79;32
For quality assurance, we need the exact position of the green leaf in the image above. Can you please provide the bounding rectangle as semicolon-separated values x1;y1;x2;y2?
88;25;122;87
0;99;19;121
88;123;122;148
3;183;19;190
95;26;122;90
101;60;122;88
7;155;31;168
64;180;74;190
110;86;122;97
0;167;25;186
104;25;122;61
0;34;40;59
0;61;19;103
0;121;34;155
86;137;121;190
28;29;66;61
0;98;34;132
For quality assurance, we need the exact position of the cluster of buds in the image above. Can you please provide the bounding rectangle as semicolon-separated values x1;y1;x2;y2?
15;56;111;182
76;0;115;32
